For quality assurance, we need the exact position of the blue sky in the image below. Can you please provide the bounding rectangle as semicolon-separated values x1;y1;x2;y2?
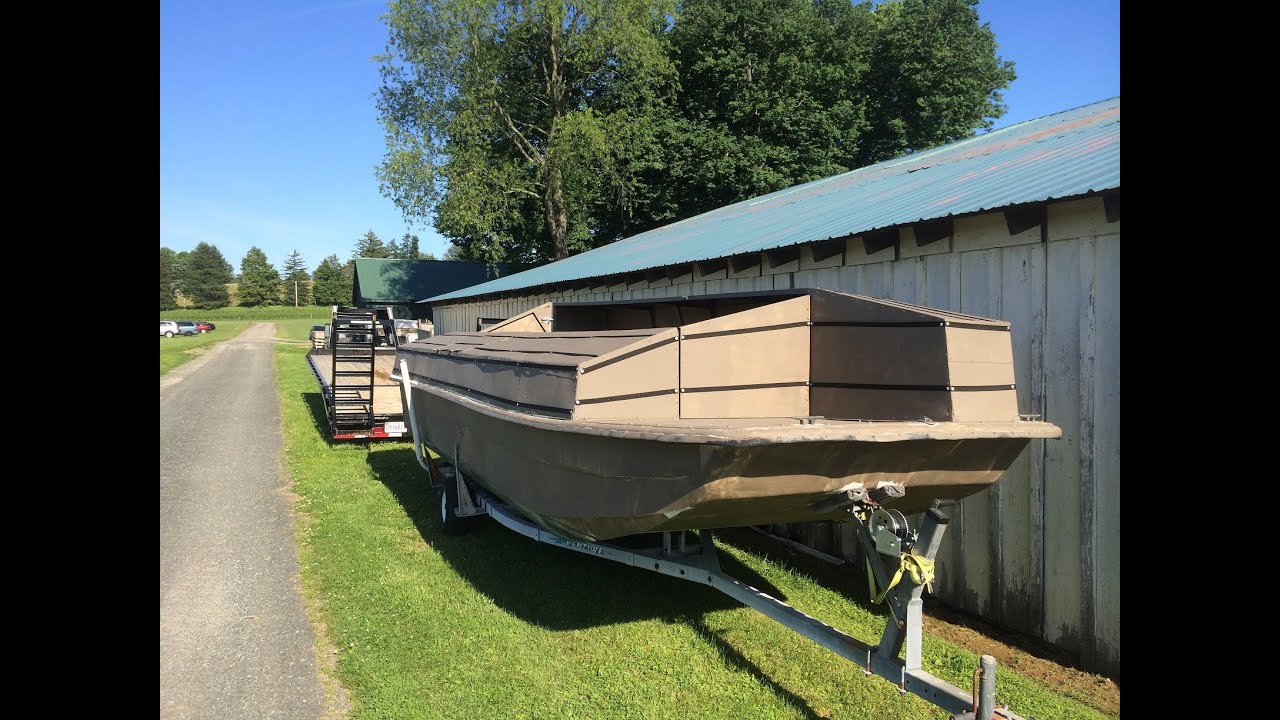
159;0;1119;273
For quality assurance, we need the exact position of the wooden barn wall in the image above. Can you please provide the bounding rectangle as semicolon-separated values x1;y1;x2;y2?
429;196;1121;676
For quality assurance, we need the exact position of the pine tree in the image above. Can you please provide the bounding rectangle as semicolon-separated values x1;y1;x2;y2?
353;230;387;259
313;254;353;305
281;249;313;305
237;247;282;307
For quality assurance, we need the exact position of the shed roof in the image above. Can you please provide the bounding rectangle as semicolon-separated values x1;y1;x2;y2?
427;97;1120;305
353;258;511;303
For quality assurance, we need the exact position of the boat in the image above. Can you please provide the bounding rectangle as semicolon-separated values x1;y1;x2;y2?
396;289;1060;542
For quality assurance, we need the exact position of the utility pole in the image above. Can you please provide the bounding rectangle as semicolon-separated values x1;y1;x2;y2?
294;280;299;307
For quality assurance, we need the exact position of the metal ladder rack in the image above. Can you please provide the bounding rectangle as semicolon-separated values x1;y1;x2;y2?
329;307;377;432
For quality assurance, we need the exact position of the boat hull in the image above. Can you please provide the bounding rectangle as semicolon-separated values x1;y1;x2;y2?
410;384;1033;542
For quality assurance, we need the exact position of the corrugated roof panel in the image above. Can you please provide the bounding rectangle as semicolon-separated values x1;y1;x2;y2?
426;97;1120;303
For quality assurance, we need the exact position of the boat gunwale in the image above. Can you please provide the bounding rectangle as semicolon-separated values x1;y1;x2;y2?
402;373;1061;446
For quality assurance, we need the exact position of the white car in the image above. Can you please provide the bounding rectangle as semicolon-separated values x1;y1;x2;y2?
160;321;179;338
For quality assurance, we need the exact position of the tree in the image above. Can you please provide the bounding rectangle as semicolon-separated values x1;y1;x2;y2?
313;254;353;306
377;0;677;265
237;247;282;307
386;237;403;260
281;249;313;306
184;242;232;309
353;229;388;259
612;0;1014;234
857;0;1015;166
160;247;178;310
402;233;421;260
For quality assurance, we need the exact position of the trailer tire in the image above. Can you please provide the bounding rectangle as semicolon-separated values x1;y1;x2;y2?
440;477;468;536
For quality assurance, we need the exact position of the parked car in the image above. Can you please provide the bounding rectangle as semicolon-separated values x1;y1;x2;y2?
175;321;198;336
197;320;217;331
160;321;179;338
194;321;213;334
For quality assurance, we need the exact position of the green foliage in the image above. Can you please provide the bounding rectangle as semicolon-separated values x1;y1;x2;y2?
857;0;1016;165
237;246;283;307
281;249;314;305
160;247;178;311
354;229;388;259
378;0;1014;265
313;254;353;306
183;242;232;309
377;0;677;263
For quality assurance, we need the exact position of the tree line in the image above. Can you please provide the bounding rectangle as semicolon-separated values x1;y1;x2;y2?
376;0;1016;266
159;230;437;310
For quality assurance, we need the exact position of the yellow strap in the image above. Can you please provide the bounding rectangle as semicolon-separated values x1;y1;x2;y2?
867;551;936;604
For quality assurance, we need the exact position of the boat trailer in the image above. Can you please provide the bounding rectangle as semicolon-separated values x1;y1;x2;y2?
398;362;1022;720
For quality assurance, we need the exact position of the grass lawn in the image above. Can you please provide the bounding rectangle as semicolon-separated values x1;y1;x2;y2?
160;321;252;376
275;318;322;343
276;344;1116;720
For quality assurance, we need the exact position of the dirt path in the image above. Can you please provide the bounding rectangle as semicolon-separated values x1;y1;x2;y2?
160;322;327;719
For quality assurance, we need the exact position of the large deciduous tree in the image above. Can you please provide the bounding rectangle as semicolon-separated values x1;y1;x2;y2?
377;0;676;264
378;0;1013;265
237;247;282;307
313;254;353;306
184;243;232;309
857;0;1015;165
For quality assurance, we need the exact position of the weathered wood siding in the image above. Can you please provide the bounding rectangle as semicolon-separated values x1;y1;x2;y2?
429;196;1121;677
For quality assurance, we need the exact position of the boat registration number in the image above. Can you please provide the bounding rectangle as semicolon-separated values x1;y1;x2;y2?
385;422;406;436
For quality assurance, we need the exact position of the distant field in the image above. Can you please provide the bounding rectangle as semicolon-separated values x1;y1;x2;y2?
159;321;252;376
161;306;331;320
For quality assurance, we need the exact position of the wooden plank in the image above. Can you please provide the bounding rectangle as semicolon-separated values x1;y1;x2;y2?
1091;233;1121;674
1043;237;1087;651
860;262;892;299
925;253;961;312
892;256;922;303
954;211;1040;252
955;248;1002;615
994;242;1047;634
1047;196;1118;241
773;273;792;290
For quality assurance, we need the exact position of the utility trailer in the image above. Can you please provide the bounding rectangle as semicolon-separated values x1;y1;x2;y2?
306;307;407;441
396;360;1024;720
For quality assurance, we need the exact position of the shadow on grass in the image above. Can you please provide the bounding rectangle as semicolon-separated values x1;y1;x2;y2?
299;391;342;447
365;446;825;719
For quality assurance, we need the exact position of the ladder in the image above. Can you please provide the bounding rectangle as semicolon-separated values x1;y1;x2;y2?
329;307;378;433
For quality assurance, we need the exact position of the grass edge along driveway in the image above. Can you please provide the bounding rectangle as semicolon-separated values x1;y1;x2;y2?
275;344;1115;720
159;321;253;377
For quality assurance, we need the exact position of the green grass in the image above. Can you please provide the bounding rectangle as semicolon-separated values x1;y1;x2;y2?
160;321;252;376
275;344;1115;720
275;318;323;343
162;305;332;320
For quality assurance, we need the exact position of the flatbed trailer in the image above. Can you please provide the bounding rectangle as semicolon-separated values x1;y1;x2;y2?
396;359;1022;720
306;307;407;441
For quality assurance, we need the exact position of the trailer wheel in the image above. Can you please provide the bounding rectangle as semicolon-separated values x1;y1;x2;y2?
440;477;468;536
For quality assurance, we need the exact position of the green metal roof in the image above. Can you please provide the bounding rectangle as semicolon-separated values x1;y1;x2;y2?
352;258;512;304
426;97;1120;304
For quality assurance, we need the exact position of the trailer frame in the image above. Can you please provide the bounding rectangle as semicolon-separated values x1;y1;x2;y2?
397;360;1019;720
